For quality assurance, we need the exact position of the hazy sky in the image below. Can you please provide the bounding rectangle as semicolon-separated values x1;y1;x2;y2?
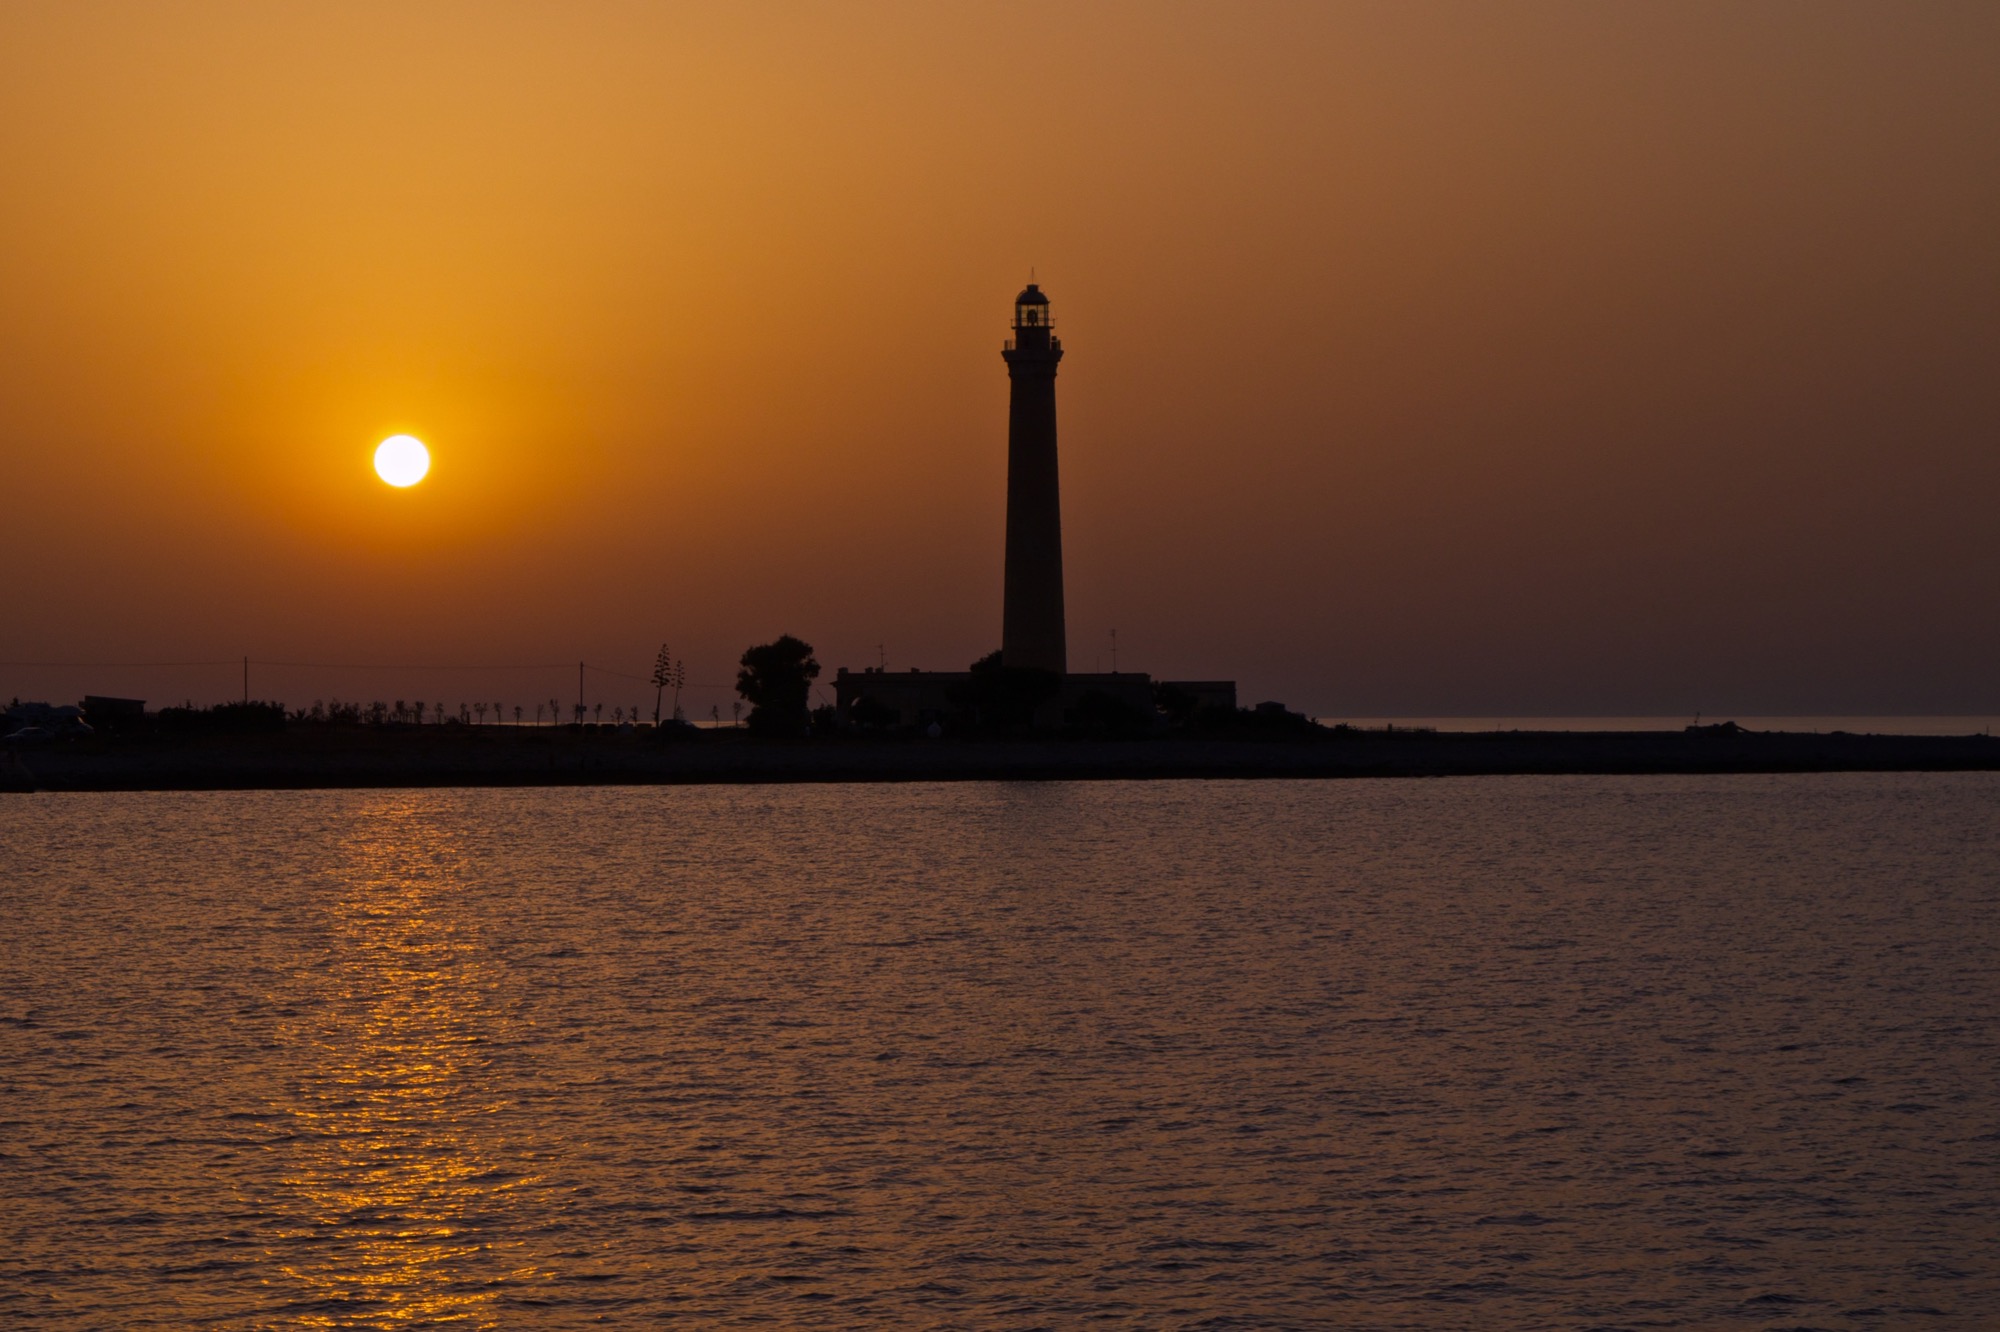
4;2;1996;717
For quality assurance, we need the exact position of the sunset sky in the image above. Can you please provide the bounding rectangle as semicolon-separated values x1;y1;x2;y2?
4;2;1996;717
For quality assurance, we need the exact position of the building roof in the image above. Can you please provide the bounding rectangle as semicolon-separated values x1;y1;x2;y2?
1014;283;1049;305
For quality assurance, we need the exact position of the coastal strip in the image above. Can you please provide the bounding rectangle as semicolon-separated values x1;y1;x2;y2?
6;728;1999;792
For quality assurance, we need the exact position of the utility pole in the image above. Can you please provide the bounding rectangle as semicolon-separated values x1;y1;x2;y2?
578;662;585;722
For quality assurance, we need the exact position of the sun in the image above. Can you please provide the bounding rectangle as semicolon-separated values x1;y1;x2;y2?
373;435;430;487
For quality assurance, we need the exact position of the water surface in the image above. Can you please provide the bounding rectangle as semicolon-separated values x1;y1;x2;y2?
3;776;1997;1327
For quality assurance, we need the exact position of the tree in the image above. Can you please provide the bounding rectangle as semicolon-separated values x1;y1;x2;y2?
573;701;586;724
474;702;487;725
549;698;560;728
652;644;673;724
946;649;1061;733
736;634;820;736
514;705;523;726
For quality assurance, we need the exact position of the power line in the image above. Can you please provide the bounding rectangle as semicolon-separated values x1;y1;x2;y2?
0;660;240;669
258;660;581;672
2;657;734;690
9;658;642;675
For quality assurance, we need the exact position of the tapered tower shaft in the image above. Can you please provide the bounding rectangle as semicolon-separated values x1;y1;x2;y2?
1000;283;1067;675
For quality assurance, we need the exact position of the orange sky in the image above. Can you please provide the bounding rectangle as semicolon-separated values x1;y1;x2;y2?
3;2;1997;716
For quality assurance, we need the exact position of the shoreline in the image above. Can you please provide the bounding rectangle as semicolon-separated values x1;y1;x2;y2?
6;726;2000;792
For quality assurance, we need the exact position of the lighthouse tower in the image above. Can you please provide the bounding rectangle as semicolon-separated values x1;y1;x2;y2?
1000;283;1067;675
831;281;1237;732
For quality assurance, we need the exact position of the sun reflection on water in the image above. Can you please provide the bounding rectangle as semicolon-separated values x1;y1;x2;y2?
268;794;545;1327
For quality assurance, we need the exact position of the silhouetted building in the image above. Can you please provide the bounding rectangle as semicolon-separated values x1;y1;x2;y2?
1158;680;1238;715
833;668;971;731
834;666;1163;731
1001;283;1067;674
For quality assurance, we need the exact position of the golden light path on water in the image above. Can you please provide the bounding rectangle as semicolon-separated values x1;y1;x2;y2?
268;795;546;1327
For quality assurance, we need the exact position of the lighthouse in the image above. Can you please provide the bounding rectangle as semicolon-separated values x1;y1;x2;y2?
830;281;1236;732
1000;283;1067;675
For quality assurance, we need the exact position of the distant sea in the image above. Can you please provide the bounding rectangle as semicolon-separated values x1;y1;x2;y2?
4;776;1997;1327
1324;715;2000;736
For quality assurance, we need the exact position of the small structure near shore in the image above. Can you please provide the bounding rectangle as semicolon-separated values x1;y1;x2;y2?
81;696;147;732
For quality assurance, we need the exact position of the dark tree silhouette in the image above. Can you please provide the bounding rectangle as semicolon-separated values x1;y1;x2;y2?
736;634;820;736
850;694;899;729
652;644;673;724
948;649;1060;733
155;701;287;734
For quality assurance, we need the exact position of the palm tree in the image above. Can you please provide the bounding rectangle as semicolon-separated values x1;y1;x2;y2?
474;702;487;726
514;705;523;726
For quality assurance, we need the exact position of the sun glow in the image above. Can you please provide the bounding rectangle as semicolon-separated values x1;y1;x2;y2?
374;435;431;488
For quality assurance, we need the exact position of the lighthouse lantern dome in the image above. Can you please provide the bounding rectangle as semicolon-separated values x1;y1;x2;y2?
1014;283;1052;329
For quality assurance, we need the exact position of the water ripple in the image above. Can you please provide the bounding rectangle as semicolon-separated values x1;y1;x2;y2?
2;774;1997;1326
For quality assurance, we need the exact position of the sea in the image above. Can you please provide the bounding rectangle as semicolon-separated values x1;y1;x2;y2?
3;775;1997;1329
